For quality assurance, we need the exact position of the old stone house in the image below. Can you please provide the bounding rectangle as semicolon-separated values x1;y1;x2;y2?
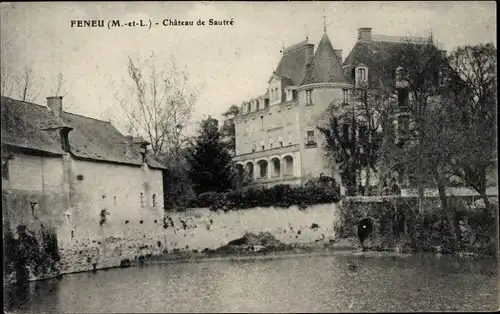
1;95;166;243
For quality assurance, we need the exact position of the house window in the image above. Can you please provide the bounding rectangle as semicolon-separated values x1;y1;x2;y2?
1;158;9;180
260;116;264;129
398;89;409;111
306;130;316;146
342;89;349;103
152;194;156;207
60;128;70;152
342;124;350;139
306;90;313;105
30;202;38;217
279;141;283;147
140;192;144;208
395;66;408;88
261;145;265;151
247;103;251;112
355;67;366;85
357;68;367;81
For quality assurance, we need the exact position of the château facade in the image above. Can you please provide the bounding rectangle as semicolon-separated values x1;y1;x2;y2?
233;27;434;187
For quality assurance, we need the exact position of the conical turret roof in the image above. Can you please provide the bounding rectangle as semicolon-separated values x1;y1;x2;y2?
301;32;350;86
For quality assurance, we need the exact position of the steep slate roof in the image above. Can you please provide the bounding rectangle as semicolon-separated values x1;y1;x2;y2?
1;96;165;169
301;32;350;86
59;111;165;169
274;40;313;86
1;96;66;155
342;36;432;88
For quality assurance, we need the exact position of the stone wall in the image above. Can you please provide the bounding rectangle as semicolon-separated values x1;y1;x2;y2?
54;202;341;276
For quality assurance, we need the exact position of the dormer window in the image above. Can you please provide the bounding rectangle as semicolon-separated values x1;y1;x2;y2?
60;128;71;152
306;89;313;105
395;66;408;88
355;65;368;87
398;89;409;112
246;102;251;113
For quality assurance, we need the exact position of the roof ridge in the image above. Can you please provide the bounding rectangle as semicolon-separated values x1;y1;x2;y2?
1;96;49;109
62;111;111;124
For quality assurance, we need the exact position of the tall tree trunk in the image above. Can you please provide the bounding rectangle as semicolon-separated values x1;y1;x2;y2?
365;167;371;195
436;173;462;243
417;181;425;214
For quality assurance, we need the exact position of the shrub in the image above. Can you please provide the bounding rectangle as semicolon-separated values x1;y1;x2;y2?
190;182;341;211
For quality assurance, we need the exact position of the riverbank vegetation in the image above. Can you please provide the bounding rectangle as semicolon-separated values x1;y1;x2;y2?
337;197;497;257
3;224;61;285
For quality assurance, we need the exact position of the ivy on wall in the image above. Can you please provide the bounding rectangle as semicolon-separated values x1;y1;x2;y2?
3;224;61;285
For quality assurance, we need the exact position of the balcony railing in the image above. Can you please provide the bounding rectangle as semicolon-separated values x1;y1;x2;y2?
233;144;299;162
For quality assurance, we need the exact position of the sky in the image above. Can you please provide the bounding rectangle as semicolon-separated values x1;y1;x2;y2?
0;1;496;135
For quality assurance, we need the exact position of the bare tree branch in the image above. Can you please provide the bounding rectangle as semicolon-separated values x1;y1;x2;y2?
112;53;201;164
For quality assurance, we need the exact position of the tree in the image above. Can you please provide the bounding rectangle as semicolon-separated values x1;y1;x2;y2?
114;52;199;162
381;38;451;212
318;84;390;196
50;73;75;109
185;117;235;195
446;43;497;209
1;64;75;110
220;104;240;155
10;66;44;103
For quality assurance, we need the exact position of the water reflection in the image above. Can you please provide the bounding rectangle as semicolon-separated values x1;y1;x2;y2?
4;253;499;313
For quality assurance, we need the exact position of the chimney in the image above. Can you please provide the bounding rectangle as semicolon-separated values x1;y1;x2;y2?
305;44;315;63
358;28;372;41
334;49;343;62
47;96;63;117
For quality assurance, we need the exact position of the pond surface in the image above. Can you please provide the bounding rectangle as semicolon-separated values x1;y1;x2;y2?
4;252;499;313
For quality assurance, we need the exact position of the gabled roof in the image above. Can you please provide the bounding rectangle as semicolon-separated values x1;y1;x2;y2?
274;40;313;86
1;96;165;169
342;35;434;88
301;32;350;86
59;111;165;169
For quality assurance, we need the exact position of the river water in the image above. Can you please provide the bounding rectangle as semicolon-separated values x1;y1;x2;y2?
4;252;499;313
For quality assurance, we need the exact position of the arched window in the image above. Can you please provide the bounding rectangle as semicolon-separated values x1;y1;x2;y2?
152;194;156;207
